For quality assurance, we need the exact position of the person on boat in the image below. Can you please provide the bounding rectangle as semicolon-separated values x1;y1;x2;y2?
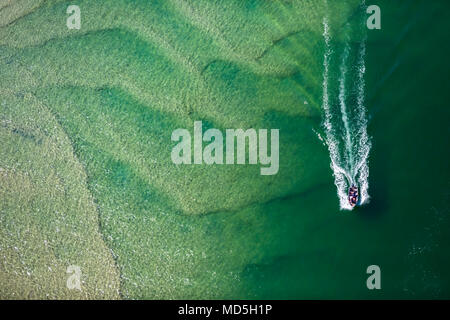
349;185;359;206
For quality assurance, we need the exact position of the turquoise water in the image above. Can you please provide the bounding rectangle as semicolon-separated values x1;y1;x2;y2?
0;0;449;299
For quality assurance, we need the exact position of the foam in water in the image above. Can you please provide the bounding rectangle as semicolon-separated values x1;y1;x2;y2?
321;11;371;210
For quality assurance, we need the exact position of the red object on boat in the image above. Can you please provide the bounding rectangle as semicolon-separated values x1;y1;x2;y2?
348;185;359;207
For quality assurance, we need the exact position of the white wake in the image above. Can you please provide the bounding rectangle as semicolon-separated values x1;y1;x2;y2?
321;15;371;210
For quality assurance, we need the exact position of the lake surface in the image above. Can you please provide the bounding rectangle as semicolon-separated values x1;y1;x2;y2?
0;0;449;299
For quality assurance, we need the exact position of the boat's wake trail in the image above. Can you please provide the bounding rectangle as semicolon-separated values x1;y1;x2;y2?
321;14;371;210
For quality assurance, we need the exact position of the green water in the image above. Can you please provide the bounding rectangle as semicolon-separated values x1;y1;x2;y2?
0;0;449;299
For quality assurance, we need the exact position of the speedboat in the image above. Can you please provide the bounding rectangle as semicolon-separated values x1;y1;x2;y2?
348;184;359;207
